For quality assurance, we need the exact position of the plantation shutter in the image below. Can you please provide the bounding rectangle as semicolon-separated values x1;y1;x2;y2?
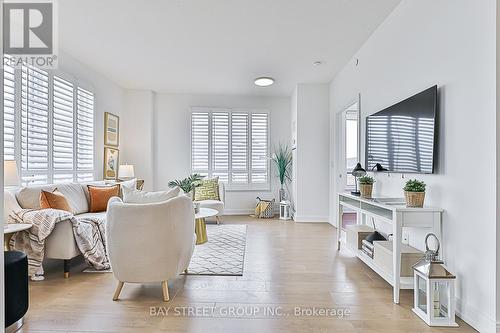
191;112;209;176
231;113;249;184
3;62;16;161
21;64;49;185
76;87;95;181
251;113;268;184
211;111;229;182
52;76;75;183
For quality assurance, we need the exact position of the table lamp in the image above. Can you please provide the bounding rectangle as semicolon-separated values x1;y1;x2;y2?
351;162;366;196
4;160;20;187
118;164;135;180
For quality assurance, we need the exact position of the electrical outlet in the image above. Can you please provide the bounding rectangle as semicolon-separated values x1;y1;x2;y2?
403;232;410;245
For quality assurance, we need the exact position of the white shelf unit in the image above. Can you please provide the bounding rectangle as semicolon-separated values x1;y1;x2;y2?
336;193;443;304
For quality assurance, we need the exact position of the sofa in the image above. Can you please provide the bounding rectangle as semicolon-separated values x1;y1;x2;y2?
4;181;110;278
196;182;225;224
106;195;195;301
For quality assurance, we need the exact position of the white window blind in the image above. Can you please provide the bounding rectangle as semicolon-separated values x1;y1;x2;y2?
191;108;269;190
211;112;229;182
231;113;249;184
251;113;268;184
21;64;50;184
52;76;75;183
3;62;16;161
76;87;95;182
191;112;209;175
2;63;95;185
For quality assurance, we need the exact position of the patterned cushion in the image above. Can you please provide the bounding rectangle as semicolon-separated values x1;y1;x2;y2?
194;177;219;201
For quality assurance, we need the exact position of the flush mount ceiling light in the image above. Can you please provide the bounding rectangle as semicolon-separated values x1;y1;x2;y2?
254;77;274;87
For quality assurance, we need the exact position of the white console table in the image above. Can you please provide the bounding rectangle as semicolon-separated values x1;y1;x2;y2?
336;193;443;304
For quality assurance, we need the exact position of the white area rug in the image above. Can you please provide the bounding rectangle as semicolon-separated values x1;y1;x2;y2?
183;224;247;276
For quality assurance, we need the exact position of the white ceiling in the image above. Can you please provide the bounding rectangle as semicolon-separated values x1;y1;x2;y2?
59;0;401;96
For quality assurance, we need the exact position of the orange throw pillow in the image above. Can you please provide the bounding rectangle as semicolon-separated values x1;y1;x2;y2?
40;189;72;213
88;185;120;212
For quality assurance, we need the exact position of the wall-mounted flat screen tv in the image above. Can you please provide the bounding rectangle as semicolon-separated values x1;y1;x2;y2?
365;85;438;174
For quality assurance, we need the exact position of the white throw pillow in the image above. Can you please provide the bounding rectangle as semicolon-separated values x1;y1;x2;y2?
120;178;137;191
122;186;181;204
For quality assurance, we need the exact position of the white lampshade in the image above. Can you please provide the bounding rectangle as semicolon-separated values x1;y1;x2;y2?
118;164;135;178
4;160;20;187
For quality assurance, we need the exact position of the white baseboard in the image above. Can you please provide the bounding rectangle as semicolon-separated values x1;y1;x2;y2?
224;208;282;216
455;297;497;333
293;215;329;223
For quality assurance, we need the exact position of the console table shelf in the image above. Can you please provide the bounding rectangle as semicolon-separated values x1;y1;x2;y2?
336;193;443;304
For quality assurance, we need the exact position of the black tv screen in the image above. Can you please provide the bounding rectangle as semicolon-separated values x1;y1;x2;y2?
366;86;438;174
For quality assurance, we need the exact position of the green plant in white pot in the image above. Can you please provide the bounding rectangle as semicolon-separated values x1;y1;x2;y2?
358;176;375;198
271;144;292;202
403;179;426;207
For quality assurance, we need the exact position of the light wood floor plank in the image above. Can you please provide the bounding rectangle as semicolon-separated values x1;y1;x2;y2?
21;216;476;332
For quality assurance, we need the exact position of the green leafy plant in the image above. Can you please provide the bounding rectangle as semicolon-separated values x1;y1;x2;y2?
271;144;293;188
168;173;205;193
403;179;426;192
358;176;375;185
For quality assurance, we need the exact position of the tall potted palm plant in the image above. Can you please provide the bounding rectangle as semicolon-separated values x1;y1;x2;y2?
271;144;293;202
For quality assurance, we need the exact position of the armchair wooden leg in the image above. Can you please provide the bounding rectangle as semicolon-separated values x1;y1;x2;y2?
113;281;124;301
162;281;170;302
216;216;221;225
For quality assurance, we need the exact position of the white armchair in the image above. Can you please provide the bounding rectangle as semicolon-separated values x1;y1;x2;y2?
106;195;195;302
197;182;225;224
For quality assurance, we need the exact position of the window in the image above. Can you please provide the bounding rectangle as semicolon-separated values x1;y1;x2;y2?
191;108;269;190
2;62;95;185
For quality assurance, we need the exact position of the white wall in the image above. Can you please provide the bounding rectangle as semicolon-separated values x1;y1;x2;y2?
58;51;126;180
292;84;330;222
122;92;291;213
290;87;298;214
329;1;496;331
121;90;155;190
497;1;500;329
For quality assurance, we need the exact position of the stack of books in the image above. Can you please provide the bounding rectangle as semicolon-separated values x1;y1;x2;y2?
361;239;374;258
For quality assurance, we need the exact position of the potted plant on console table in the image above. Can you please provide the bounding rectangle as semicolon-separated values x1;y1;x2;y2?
358;176;375;199
403;179;426;208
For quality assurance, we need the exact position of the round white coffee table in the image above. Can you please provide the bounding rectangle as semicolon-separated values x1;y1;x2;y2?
194;208;218;245
4;224;32;251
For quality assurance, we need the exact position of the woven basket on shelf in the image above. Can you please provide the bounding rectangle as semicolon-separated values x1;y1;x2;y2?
405;191;425;208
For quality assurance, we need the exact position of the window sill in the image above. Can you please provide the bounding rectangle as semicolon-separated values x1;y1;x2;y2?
226;187;272;193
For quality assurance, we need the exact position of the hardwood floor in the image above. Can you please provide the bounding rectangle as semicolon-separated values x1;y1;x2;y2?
21;216;476;333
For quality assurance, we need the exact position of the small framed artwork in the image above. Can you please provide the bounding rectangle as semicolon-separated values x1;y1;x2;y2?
104;147;119;179
104;112;119;147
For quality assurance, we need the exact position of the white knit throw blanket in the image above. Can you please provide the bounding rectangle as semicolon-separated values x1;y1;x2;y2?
8;209;110;277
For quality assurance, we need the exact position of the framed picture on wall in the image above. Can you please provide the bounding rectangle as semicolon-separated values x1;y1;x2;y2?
104;147;120;179
104;112;119;147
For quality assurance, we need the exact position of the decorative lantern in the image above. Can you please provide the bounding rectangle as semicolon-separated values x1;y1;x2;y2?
279;201;291;220
412;234;458;327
